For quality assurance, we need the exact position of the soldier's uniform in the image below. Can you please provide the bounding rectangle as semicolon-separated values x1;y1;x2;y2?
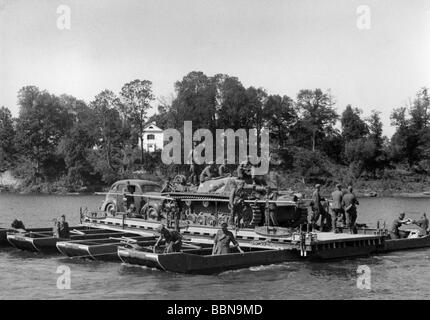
156;227;182;253
266;190;279;226
199;165;213;183
212;229;239;255
229;184;246;227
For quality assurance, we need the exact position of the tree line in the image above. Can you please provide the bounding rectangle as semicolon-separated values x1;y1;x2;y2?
0;70;429;192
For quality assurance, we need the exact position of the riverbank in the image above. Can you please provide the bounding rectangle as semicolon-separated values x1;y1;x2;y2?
2;171;430;198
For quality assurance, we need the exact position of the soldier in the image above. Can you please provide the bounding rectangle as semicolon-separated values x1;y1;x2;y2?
310;184;328;231
126;203;138;218
331;184;344;233
390;213;411;239
414;213;429;235
218;161;229;177
188;163;198;185
265;186;279;226
229;180;246;227
212;222;244;255
58;214;70;239
342;186;359;234
154;224;182;253
199;162;216;183
237;157;252;181
124;181;135;210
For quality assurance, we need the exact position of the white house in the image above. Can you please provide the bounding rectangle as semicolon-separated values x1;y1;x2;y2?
141;122;164;152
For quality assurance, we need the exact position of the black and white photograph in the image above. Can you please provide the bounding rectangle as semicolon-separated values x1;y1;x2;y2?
1;0;430;307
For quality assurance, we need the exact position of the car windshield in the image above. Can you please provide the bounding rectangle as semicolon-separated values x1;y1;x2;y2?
141;184;161;193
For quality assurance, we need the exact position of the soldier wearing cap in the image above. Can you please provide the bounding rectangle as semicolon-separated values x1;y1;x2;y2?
331;183;344;233
212;222;244;255
154;224;182;253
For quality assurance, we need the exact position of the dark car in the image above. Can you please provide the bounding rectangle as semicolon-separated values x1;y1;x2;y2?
101;179;163;218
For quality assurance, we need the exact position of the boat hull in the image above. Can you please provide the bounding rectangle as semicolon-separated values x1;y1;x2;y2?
7;227;148;254
380;235;430;252
57;237;157;261
118;247;298;274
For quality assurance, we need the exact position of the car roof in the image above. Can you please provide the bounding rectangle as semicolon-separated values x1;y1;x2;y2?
113;179;161;186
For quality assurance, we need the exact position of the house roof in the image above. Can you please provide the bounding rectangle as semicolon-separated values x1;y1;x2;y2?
143;122;163;132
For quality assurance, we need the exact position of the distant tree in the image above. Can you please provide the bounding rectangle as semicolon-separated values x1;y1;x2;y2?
15;86;73;181
0;106;16;171
57;95;99;187
120;79;155;166
367;110;384;150
171;71;217;131
389;88;430;167
90;90;126;183
296;89;338;151
263;95;297;148
341;105;368;142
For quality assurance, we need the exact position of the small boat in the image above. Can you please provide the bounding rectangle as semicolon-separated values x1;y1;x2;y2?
57;235;157;261
381;234;430;252
118;246;298;274
7;227;146;253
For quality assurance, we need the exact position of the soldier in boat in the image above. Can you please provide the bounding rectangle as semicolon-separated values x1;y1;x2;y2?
229;180;246;227
11;219;26;232
154;224;183;253
212;222;244;255
58;214;70;239
414;213;429;236
331;184;344;233
390;212;412;239
342;186;359;234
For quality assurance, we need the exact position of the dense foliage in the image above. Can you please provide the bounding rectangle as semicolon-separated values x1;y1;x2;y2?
0;72;428;192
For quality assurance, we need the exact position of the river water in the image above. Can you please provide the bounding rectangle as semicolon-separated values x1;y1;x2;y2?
1;193;430;300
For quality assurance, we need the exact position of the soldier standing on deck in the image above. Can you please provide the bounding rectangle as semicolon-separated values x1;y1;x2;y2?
310;184;328;231
124;181;135;210
229;180;246;227
342;186;359;234
265;186;279;226
331;184;344;233
188;163;198;185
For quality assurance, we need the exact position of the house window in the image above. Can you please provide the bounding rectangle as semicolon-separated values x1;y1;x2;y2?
149;126;153;129
147;134;155;140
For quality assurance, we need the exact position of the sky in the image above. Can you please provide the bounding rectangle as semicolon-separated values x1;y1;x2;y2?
1;0;429;137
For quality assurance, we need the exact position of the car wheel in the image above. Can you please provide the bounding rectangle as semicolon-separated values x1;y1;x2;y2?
147;207;159;220
105;203;116;216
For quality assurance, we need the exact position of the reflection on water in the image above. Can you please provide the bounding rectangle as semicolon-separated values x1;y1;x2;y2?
1;193;430;299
